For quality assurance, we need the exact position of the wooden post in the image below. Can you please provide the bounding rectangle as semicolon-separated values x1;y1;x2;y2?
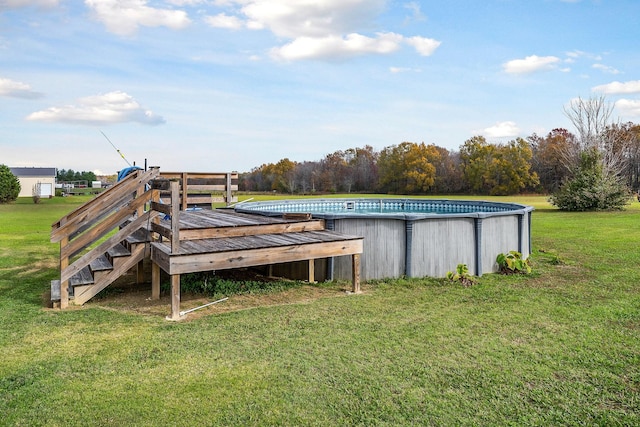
168;274;182;321
170;181;180;253
136;259;144;284
225;172;232;206
181;172;188;211
60;237;69;309
150;185;160;300
135;171;147;285
135;173;144;218
351;253;361;294
308;259;315;283
151;262;160;300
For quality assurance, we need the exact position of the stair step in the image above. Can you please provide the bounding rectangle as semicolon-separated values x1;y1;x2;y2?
89;254;113;272
50;279;75;301
107;243;131;258
126;228;151;244
69;265;94;287
51;280;60;301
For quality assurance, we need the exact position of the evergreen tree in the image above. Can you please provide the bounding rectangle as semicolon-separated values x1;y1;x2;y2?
549;148;630;211
0;165;21;203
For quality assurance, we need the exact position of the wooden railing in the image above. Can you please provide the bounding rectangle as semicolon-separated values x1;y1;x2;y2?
158;172;238;210
149;179;181;253
50;167;161;308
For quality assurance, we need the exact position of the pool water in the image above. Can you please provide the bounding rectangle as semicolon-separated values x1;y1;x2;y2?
238;198;518;216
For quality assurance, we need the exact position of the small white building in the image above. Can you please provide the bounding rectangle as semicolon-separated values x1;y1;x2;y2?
9;167;57;198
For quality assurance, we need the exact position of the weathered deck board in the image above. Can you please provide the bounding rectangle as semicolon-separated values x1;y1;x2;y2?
159;209;326;241
173;209;302;229
153;230;361;256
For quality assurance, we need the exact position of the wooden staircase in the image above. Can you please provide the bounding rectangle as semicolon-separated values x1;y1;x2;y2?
50;167;161;308
52;228;151;305
50;168;240;308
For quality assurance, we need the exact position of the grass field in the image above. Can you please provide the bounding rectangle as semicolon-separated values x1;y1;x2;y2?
1;194;639;426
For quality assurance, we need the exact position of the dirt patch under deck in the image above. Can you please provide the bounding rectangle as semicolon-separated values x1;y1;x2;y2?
58;268;361;321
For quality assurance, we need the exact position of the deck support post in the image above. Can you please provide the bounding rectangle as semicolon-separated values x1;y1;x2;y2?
136;259;145;284
168;274;182;321
351;253;361;294
308;259;315;283
170;181;180;252
151;262;160;300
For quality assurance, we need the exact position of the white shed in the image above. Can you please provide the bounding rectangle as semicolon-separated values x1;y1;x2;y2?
9;167;57;198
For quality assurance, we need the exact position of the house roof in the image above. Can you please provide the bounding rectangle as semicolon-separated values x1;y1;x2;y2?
9;167;57;177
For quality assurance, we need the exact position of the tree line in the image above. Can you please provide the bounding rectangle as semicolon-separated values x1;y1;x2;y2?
239;122;640;196
56;169;98;186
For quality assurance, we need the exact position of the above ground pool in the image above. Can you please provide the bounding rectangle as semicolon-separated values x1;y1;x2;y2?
236;198;534;281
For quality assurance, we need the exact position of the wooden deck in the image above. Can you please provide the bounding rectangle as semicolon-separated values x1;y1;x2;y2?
149;207;364;320
50;172;363;319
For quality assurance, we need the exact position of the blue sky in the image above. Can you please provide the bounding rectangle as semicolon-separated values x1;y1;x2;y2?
2;0;639;175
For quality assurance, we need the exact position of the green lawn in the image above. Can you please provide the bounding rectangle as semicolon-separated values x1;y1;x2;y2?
1;195;639;426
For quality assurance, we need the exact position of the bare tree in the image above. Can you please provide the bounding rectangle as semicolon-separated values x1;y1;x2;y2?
563;95;627;177
551;96;631;210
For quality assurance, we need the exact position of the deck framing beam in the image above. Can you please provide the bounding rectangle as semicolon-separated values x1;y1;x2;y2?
151;237;363;320
152;239;363;275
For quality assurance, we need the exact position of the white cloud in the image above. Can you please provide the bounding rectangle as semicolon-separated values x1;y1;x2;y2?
503;55;560;74
390;66;421;73
403;2;425;22
85;0;191;36
565;50;602;61
592;63;620;75
165;0;203;5
26;91;165;125
592;80;640;94
0;0;58;9
615;99;640;117
483;121;520;138
240;0;386;39
204;13;244;29
404;36;440;56
208;0;439;61
271;32;403;61
0;77;43;99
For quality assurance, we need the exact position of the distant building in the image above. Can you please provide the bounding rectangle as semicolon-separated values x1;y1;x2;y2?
9;167;57;198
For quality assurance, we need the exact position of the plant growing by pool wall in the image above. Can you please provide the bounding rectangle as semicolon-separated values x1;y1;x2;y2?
496;251;532;274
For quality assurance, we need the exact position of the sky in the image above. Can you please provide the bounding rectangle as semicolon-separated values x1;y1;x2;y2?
2;0;640;175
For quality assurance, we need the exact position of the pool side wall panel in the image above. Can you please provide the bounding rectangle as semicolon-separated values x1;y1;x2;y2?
480;215;519;274
411;217;476;277
332;218;405;280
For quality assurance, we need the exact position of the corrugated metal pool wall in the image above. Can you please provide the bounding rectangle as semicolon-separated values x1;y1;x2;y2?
237;199;533;281
327;210;532;280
